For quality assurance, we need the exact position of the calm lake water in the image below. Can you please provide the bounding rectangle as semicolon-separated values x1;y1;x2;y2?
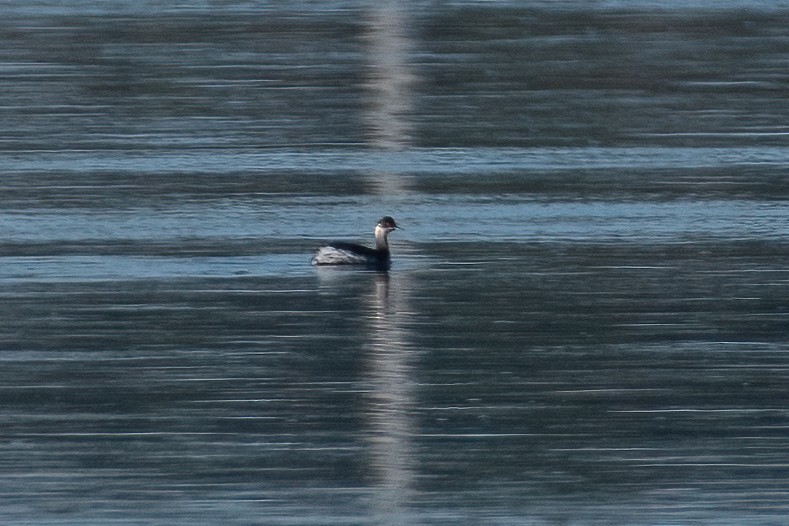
2;2;789;525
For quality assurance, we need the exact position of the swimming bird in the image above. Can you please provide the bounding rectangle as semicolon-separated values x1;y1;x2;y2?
311;216;399;270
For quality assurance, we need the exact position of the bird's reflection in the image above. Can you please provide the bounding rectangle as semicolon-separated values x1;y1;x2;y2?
363;271;419;525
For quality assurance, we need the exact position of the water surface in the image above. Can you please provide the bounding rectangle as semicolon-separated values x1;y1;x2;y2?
1;2;789;525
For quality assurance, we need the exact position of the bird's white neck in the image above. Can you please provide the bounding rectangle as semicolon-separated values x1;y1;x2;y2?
374;225;390;250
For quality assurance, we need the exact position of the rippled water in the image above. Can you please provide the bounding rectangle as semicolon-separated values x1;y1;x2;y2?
2;2;789;525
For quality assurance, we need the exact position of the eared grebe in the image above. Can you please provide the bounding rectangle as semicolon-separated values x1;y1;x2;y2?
311;216;398;269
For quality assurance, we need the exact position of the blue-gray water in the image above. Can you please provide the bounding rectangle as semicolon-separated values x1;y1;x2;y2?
2;2;789;525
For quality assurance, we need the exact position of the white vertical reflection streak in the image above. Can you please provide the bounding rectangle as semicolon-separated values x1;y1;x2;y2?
363;4;418;522
364;1;415;150
364;273;418;526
